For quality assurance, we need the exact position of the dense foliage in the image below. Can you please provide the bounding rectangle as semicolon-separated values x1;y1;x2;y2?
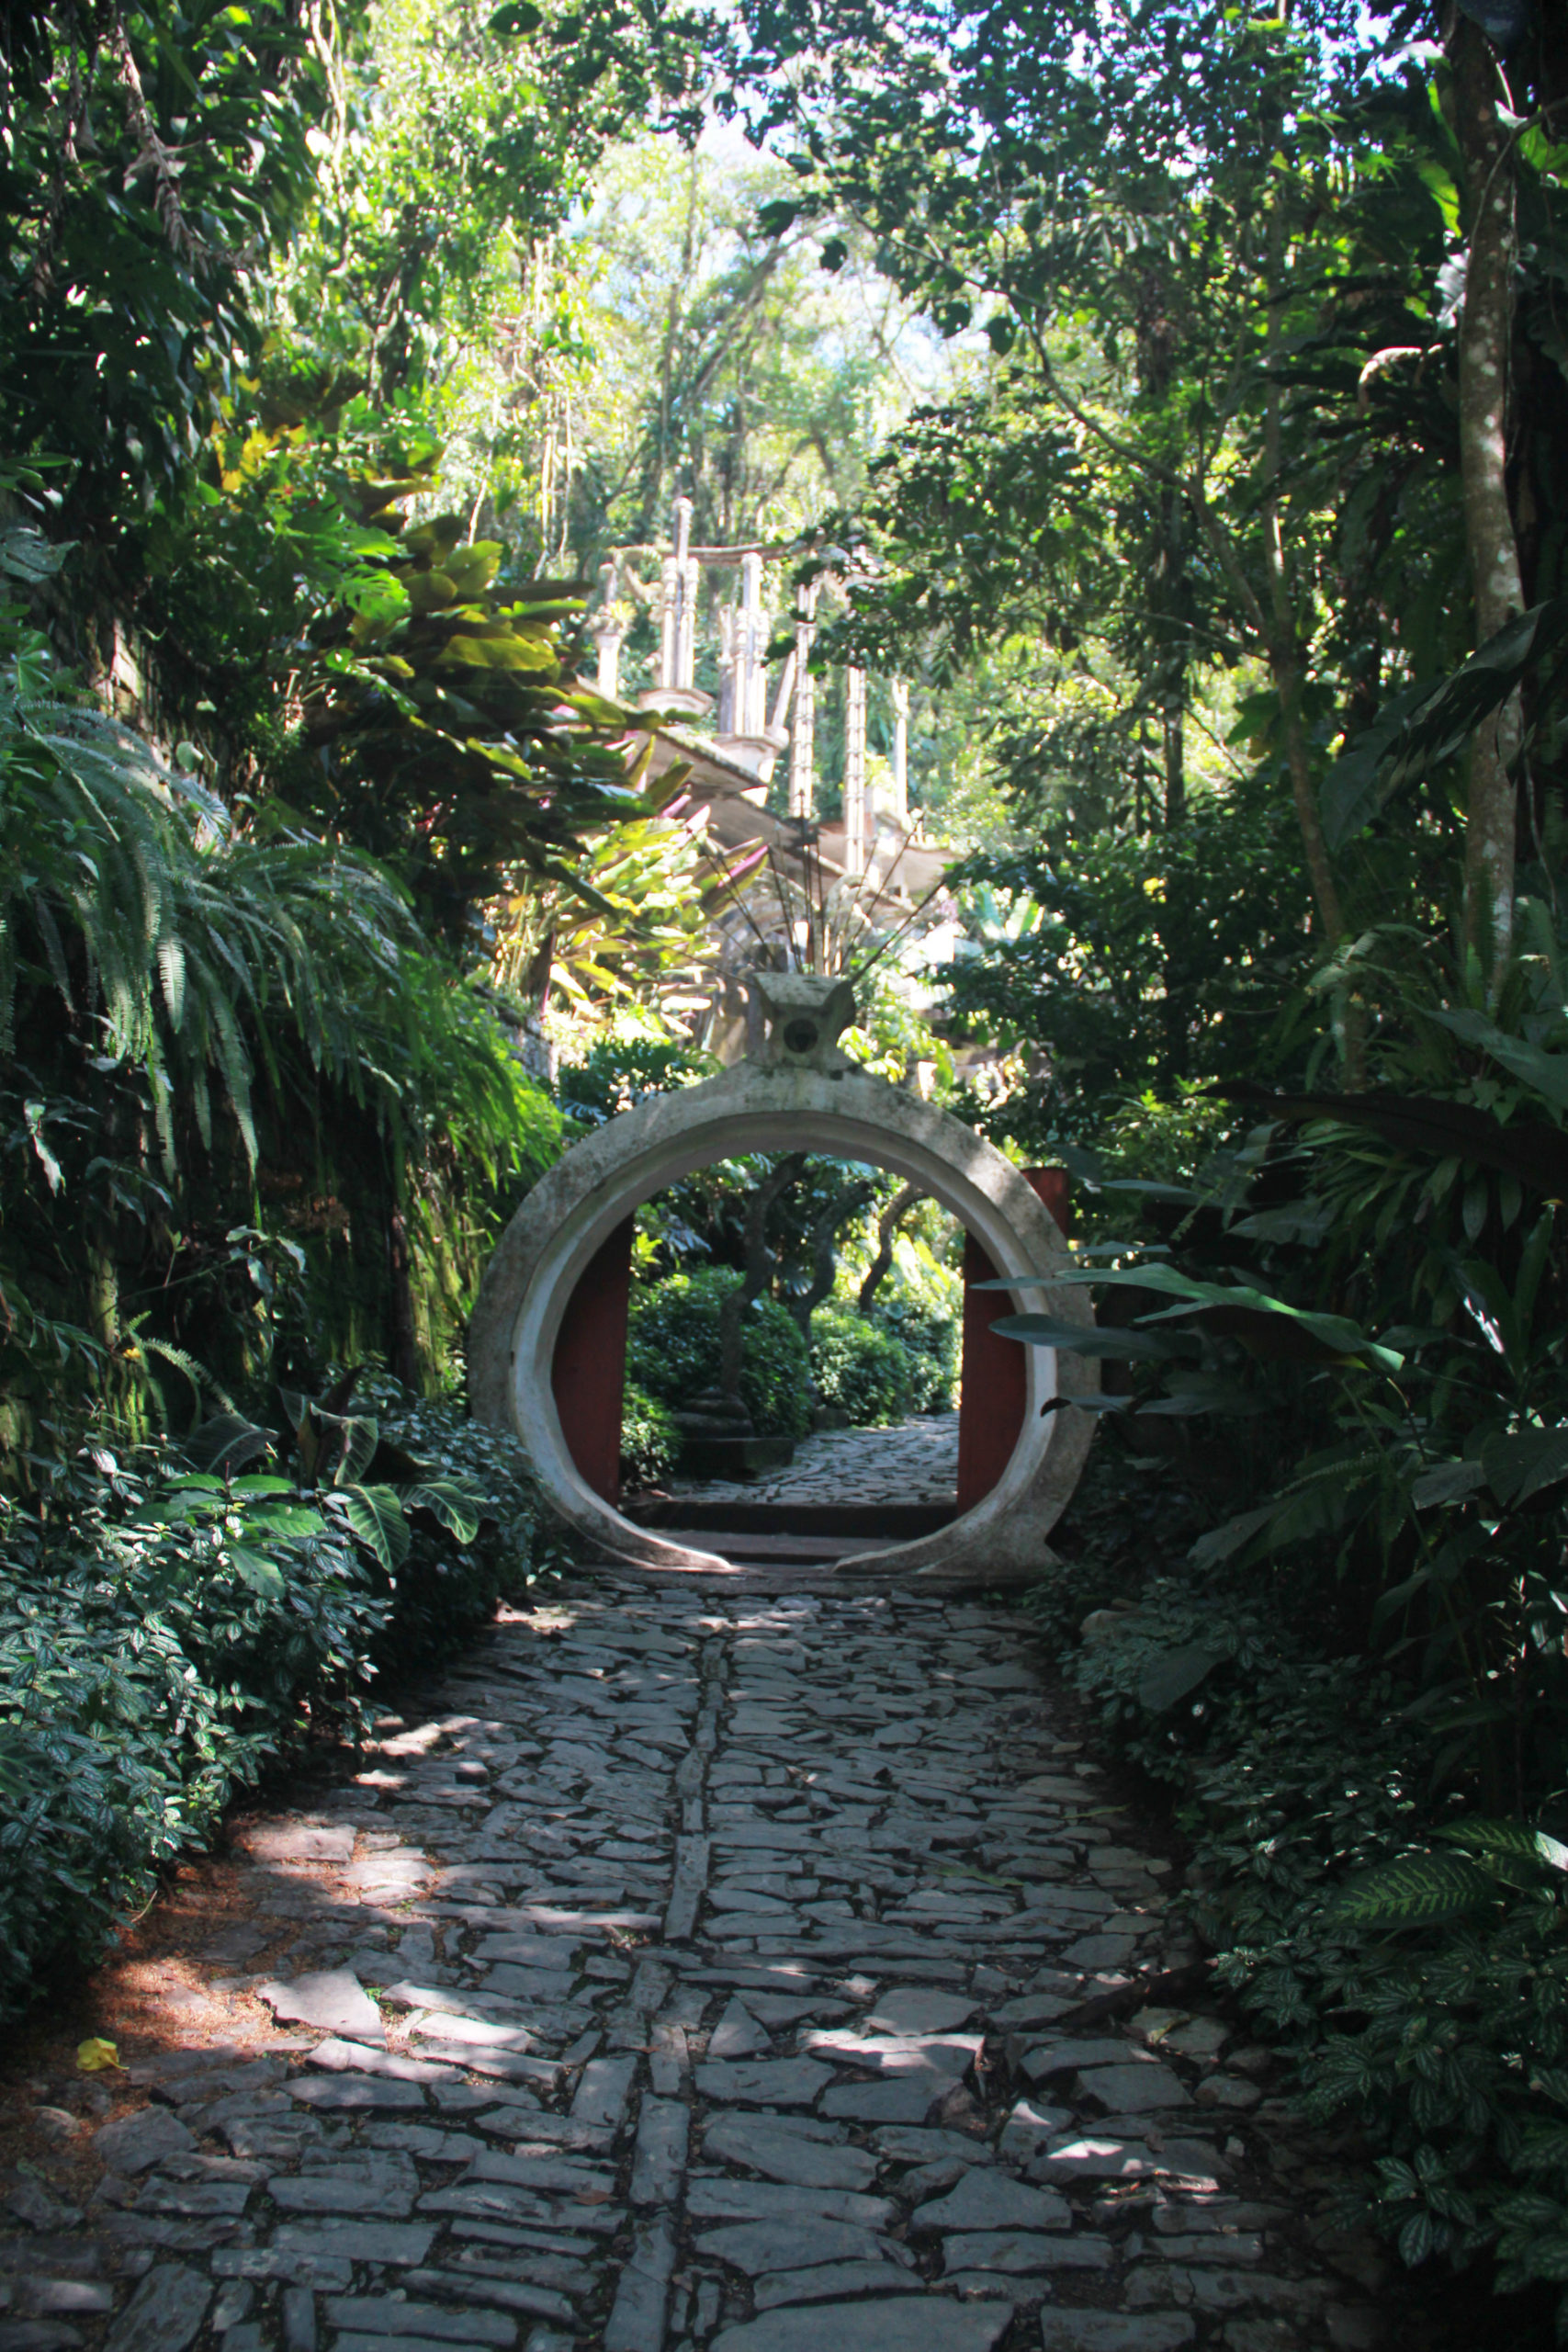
6;0;1568;2335
809;1303;953;1423
626;1264;812;1442
0;1374;558;2018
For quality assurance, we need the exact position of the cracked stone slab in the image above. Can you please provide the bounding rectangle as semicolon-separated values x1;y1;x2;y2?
911;2168;1072;2235
603;2216;674;2352
696;2059;835;2107
255;1971;385;2043
103;2266;211;2352
752;2262;925;2310
704;2116;877;2190
239;1824;356;1865
686;2179;897;2229
323;2301;515;2346
1038;2320;1198;2350
694;2220;892;2277
93;2108;196;2177
711;2300;1013;2352
942;2232;1114;2273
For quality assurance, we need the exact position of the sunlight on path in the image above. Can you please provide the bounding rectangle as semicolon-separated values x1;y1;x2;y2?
665;1414;959;1510
29;1589;1395;2352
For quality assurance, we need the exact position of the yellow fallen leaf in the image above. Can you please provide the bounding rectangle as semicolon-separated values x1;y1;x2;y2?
76;2037;124;2073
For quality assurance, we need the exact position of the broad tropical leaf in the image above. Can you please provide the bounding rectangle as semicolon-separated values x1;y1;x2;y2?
331;1484;412;1574
1482;1427;1568;1508
989;1314;1192;1360
1330;1852;1501;1928
1432;1819;1568;1873
1137;1642;1230;1713
404;1479;484;1544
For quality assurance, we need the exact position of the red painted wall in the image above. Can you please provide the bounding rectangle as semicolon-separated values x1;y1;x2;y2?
955;1168;1070;1513
550;1217;634;1506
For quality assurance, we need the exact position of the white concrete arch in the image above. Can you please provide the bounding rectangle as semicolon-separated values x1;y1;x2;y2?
469;1029;1097;1583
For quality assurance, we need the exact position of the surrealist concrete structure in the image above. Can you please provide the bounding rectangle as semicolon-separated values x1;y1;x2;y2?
469;975;1097;1582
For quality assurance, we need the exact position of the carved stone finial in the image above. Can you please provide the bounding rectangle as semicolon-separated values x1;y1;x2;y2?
744;971;858;1072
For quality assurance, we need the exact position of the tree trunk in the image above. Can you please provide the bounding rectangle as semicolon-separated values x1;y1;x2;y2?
387;1205;420;1392
788;1178;876;1340
717;1153;805;1401
1450;9;1526;994
859;1182;924;1312
1260;186;1349;949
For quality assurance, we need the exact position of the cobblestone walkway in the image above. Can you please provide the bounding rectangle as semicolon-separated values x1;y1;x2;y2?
13;1585;1396;2352
667;1414;958;1510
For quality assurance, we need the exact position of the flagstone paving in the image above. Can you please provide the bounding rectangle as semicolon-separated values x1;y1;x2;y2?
5;1583;1403;2352
665;1413;959;1510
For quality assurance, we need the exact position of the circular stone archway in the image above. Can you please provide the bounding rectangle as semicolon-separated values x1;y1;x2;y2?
469;978;1097;1582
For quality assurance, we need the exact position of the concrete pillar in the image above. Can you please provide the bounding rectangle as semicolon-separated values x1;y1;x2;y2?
790;587;818;820
673;496;698;692
550;1216;634;1507
955;1168;1070;1512
741;551;769;733
844;665;868;872
890;678;909;821
657;555;679;693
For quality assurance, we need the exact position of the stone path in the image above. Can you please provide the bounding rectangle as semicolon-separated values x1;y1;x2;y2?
667;1414;959;1510
7;1584;1396;2352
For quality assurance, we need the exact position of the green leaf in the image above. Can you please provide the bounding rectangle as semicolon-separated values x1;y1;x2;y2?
1411;1461;1490;1510
1188;1502;1283;1569
1054;1262;1404;1373
331;1484;412;1574
1427;1008;1568;1114
1221;1085;1568;1199
184;1413;272;1477
1432;1819;1568;1874
1330;1851;1501;1928
1320;598;1568;849
1483;1427;1568;1508
989;1314;1191;1360
1136;1641;1230;1713
243;1504;327;1541
227;1545;286;1598
403;1478;483;1543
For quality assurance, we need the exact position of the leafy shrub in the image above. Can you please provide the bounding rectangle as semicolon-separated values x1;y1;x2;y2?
1024;1518;1568;2336
810;1307;916;1424
621;1380;679;1488
0;1456;380;2018
869;1295;958;1412
0;1377;557;2020
626;1267;810;1441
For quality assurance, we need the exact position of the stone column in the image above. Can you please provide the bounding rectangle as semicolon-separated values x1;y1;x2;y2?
644;499;713;718
789;590;818;820
590;562;626;698
890;677;909;822
656;555;679;693
739;550;767;734
673;496;699;693
716;605;739;733
844;664;868;873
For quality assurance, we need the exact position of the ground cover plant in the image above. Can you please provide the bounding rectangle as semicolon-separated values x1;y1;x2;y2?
0;1371;561;2021
1010;962;1568;2330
